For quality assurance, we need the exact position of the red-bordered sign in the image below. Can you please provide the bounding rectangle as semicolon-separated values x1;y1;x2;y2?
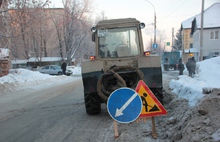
135;80;167;117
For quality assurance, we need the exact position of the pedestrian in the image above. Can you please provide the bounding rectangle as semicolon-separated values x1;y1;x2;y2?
188;57;196;78
61;60;67;75
164;57;169;71
186;58;191;76
178;58;185;75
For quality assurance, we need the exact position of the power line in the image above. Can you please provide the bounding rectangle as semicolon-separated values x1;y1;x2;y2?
157;0;190;24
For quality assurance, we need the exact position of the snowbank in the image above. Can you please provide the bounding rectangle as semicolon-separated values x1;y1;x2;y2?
0;67;81;94
170;56;220;107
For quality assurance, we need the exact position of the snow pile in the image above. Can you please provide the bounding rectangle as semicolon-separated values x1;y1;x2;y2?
169;56;220;107
0;69;55;84
165;57;220;141
197;56;220;88
158;87;220;142
67;66;81;75
0;48;10;59
0;67;82;94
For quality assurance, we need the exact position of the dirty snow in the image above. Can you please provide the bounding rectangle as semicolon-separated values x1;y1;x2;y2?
162;56;220;142
0;57;220;141
169;56;220;107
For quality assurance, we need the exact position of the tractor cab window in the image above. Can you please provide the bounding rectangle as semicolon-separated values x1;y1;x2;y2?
98;27;140;58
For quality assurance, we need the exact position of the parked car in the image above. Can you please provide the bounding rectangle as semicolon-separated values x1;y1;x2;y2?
65;69;73;76
38;65;72;76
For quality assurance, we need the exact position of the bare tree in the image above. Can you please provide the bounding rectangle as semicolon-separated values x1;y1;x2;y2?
0;0;10;49
2;0;95;66
5;0;50;60
49;9;64;59
173;28;182;51
58;0;93;65
94;10;107;24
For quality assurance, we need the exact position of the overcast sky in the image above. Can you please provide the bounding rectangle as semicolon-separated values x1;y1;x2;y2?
51;0;220;48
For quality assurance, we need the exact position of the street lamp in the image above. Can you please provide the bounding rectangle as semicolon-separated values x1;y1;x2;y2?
144;0;156;51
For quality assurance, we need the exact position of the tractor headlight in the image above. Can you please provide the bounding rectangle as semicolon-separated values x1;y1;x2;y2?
91;27;97;33
139;23;145;29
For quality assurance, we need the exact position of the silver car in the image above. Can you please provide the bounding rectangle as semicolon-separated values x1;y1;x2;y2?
38;65;63;75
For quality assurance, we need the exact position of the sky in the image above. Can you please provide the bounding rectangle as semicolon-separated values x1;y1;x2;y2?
1;56;220;107
50;0;220;45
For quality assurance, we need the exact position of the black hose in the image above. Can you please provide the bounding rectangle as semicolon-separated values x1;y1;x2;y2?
97;66;145;102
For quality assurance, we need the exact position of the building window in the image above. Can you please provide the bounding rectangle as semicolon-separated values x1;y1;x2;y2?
210;31;214;39
190;43;193;48
215;31;219;39
210;31;219;39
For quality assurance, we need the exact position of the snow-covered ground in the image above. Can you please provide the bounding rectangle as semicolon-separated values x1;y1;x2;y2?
1;57;220;141
170;56;220;107
0;66;81;94
0;66;81;83
1;57;220;107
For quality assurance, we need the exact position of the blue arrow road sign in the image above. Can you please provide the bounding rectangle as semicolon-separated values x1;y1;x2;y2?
152;43;158;49
107;87;142;123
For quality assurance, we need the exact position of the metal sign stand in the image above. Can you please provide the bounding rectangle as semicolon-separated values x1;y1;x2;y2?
108;84;166;139
107;88;142;139
113;112;158;139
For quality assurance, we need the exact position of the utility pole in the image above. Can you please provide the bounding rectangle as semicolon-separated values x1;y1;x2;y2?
200;0;204;61
154;11;156;47
172;27;174;51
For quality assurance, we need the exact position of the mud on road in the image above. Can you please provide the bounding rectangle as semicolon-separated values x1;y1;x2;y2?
156;70;220;142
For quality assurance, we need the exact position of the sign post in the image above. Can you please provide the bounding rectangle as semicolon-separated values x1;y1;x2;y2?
135;80;167;138
107;87;142;138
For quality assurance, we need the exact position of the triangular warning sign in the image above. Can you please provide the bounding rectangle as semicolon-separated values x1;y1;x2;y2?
135;80;167;117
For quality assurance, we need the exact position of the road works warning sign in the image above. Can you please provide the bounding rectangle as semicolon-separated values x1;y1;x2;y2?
135;80;167;117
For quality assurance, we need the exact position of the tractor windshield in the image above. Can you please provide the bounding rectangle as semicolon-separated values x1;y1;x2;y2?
97;27;140;58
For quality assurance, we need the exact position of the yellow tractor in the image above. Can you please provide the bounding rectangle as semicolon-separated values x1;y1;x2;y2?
81;18;163;115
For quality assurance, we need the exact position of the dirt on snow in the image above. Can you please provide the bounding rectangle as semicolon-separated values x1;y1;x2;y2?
153;87;220;142
1;72;220;142
111;73;220;142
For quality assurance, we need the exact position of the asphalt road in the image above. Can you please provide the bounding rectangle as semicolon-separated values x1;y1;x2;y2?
0;71;179;142
0;77;116;142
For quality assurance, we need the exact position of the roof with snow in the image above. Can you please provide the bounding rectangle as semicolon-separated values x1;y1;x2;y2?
11;57;76;64
181;3;220;29
11;57;62;64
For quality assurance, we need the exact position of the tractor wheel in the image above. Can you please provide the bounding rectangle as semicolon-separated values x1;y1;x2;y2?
84;93;101;115
151;88;164;104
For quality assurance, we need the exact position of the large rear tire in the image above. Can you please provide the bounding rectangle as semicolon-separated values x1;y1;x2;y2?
84;93;101;115
151;88;164;104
